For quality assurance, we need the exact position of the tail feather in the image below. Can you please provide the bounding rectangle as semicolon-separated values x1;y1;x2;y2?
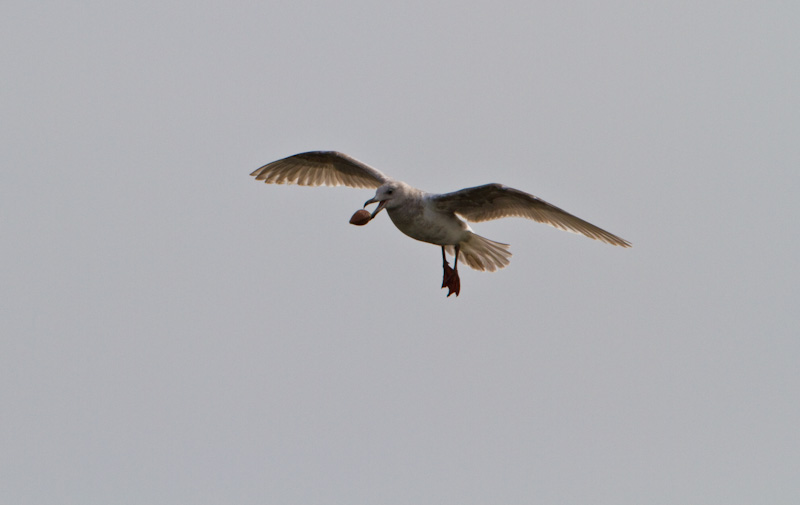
445;233;511;272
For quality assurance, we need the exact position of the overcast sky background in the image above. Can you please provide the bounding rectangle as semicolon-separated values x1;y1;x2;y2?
2;1;799;504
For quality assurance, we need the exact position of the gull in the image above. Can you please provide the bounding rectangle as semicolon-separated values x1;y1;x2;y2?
251;151;631;296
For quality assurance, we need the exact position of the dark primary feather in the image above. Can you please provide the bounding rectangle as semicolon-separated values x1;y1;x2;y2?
432;183;631;247
250;151;389;189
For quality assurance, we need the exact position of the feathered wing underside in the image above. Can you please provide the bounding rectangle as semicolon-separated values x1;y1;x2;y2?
250;151;389;189
433;184;631;248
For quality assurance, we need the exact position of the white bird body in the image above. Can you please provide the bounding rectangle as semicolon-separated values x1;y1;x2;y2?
383;186;468;245
251;151;630;296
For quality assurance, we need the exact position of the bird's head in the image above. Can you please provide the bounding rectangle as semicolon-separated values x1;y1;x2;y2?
363;181;408;217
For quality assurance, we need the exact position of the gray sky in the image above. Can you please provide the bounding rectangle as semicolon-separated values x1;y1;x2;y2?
3;1;799;503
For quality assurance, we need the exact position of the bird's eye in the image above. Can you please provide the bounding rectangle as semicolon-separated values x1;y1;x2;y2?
386;189;393;194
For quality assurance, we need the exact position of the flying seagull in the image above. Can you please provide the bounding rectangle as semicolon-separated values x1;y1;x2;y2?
251;151;631;296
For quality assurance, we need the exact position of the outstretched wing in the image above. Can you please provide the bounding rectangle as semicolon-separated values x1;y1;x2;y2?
250;151;389;189
432;183;631;247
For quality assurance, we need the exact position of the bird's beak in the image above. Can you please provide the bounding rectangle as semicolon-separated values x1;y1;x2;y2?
364;197;387;218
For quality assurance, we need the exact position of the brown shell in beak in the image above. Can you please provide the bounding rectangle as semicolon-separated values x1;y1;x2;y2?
349;209;372;226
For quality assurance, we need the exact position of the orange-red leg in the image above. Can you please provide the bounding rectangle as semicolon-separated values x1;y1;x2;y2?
441;246;461;297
